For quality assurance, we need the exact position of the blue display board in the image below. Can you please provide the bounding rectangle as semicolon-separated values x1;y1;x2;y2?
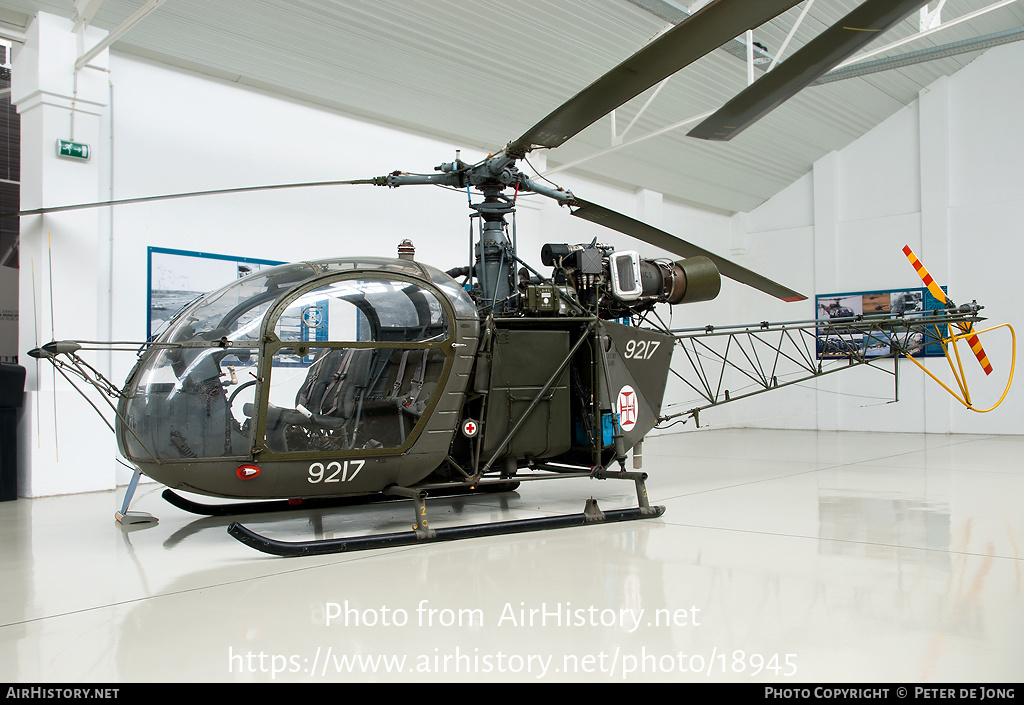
147;247;284;340
815;285;948;360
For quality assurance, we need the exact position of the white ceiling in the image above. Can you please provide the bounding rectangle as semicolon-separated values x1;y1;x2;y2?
1;0;1022;214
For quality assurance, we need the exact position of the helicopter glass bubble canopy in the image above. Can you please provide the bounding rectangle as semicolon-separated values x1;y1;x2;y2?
117;258;476;468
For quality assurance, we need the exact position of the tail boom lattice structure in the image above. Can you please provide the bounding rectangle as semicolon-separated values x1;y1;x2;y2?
656;300;1009;425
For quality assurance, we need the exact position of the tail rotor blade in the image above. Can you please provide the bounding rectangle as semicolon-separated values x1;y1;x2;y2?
903;244;993;375
966;332;995;376
902;245;949;305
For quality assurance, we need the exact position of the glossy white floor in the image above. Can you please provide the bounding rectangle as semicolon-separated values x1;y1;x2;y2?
1;428;1021;684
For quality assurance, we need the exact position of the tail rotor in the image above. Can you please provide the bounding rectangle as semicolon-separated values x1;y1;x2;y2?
902;244;992;375
901;245;1013;412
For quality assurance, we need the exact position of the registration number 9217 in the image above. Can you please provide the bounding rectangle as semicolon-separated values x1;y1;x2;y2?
624;339;660;360
307;460;365;484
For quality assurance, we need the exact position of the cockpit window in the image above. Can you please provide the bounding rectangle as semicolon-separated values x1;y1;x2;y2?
119;261;460;463
261;345;447;453
160;263;316;344
260;275;453;455
273;277;449;343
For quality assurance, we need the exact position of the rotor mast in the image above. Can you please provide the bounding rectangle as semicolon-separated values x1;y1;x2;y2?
383;151;575;313
471;184;515;312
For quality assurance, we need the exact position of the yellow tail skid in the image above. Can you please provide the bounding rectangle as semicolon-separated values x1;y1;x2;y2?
903;322;1015;412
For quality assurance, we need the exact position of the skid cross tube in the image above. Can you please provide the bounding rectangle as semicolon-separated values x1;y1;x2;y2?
591;469;656;515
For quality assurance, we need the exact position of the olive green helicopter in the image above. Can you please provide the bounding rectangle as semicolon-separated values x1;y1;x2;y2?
27;0;998;556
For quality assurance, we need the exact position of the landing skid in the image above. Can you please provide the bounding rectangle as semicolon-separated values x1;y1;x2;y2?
161;481;521;517
227;470;662;557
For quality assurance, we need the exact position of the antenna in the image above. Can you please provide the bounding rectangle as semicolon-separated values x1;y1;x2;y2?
47;232;58;461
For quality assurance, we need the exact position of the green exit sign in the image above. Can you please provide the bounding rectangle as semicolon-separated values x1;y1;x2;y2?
56;139;90;161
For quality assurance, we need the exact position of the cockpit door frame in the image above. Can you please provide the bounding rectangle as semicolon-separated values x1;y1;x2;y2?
249;270;459;462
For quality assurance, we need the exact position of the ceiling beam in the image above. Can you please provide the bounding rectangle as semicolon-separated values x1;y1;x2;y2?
767;0;815;71
625;0;776;69
834;0;1023;68
75;0;166;71
544;109;715;177
0;20;25;43
72;0;106;33
814;25;1024;84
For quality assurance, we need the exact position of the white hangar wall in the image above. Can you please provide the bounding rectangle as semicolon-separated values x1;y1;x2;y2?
721;40;1024;436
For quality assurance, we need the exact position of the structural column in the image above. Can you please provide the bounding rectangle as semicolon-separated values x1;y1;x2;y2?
12;12;112;496
812;150;840;431
634;187;663;233
918;76;954;434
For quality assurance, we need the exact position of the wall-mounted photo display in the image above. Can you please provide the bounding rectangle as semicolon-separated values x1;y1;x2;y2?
815;286;948;361
147;247;285;340
148;247;341;375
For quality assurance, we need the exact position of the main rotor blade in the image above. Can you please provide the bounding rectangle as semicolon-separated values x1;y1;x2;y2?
688;0;930;141
506;0;803;155
0;178;385;219
570;198;805;302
